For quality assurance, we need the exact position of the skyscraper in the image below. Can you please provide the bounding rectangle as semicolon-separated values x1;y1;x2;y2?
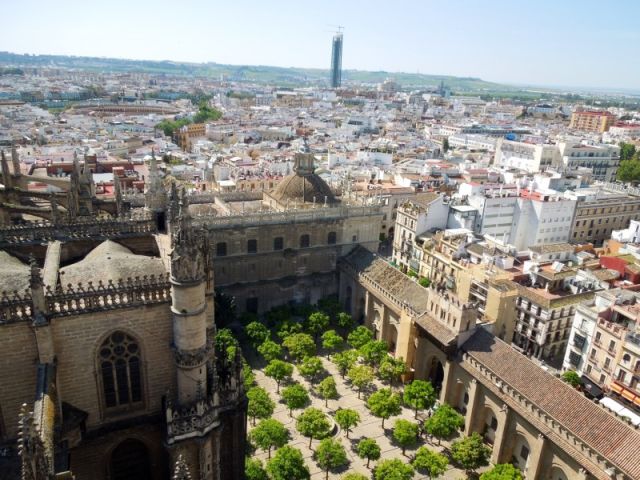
330;32;343;88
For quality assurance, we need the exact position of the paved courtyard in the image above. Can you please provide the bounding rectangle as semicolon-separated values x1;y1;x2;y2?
249;353;480;479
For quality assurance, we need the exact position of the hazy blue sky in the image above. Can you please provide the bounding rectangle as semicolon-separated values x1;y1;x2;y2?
3;0;639;89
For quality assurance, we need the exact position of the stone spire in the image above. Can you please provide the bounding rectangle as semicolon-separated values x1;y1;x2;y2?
145;150;166;211
172;455;193;480
113;175;123;217
1;150;13;189
11;144;20;176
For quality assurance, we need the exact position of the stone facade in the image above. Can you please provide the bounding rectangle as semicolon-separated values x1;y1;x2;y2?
339;247;640;480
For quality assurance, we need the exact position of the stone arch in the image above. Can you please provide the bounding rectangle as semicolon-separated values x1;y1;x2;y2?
384;323;398;354
109;438;152;480
427;356;445;392
549;465;569;480
373;309;382;339
480;405;499;445
512;433;531;472
95;329;145;414
357;296;365;324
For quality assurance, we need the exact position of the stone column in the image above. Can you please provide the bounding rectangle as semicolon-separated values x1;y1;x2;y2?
395;310;414;361
463;379;480;436
378;304;389;342
526;433;546;480
491;405;511;464
439;360;456;404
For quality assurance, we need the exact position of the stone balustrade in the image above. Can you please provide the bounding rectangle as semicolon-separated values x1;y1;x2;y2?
0;274;171;323
0;216;157;245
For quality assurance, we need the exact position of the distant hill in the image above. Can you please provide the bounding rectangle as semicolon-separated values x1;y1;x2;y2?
0;51;513;92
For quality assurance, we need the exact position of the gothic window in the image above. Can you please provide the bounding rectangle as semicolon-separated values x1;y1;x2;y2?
247;239;258;254
328;231;337;245
99;332;143;410
273;237;284;250
216;242;227;257
300;234;310;248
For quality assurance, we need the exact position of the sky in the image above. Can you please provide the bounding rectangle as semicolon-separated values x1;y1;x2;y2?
2;0;640;90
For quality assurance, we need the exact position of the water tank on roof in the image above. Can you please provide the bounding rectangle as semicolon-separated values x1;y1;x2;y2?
505;133;517;141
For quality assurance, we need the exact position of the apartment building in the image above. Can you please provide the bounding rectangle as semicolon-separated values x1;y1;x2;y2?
493;138;560;173
558;142;620;182
392;192;449;271
512;261;601;364
569;110;616;133
566;186;640;246
510;190;577;251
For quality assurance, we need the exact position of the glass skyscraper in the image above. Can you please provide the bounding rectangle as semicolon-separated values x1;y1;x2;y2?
330;33;343;88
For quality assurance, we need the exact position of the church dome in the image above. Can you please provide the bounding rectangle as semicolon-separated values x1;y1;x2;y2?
59;240;166;286
269;146;338;206
271;173;337;205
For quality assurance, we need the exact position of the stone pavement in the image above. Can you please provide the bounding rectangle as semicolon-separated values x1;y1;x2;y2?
249;354;476;479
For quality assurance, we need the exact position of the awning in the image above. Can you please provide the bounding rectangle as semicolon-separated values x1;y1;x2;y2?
581;375;604;399
612;381;640;407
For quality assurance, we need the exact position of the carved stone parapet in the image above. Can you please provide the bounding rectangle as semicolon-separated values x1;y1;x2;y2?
165;395;221;444
173;345;210;368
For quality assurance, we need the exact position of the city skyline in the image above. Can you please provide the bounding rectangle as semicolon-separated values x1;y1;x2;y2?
2;0;640;91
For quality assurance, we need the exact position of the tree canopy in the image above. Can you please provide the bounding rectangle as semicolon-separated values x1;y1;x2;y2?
617;158;640;183
348;364;375;398
246;321;270;346
334;408;361;438
412;447;448;479
424;404;464;445
266;446;310;480
367;388;402;428
356;438;381;468
298;356;325;380
620;142;637;161
561;370;581;388
317;376;339;407
332;349;359;378
250;419;289;458
348;326;374;349
314;439;348;480
321;330;344;353
306;311;330;340
403;380;436;419
480;463;524;480
296;407;332;448
450;433;491;473
378;356;406;386
373;458;415;480
247;386;275;425
281;383;310;417
359;340;389;368
245;457;268;480
392;419;419;455
257;339;283;363
264;359;294;393
283;332;316;362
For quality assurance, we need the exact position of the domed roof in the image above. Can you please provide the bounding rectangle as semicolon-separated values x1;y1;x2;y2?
271;173;337;205
0;251;29;294
269;147;338;206
59;240;166;286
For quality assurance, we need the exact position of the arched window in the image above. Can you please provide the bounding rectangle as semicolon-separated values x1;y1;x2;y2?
300;234;310;248
328;231;337;245
99;332;143;409
216;242;227;257
247;239;258;254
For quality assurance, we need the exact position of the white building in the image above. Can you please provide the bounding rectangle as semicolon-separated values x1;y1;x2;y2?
558;142;620;182
494;138;561;173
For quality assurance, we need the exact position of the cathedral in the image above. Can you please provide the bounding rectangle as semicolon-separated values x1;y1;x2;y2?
0;145;382;479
